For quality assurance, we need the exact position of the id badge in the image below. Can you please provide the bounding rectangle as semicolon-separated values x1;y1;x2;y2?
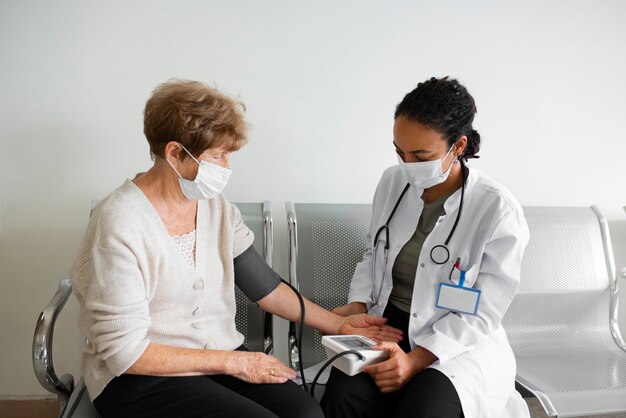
436;283;481;315
435;268;481;315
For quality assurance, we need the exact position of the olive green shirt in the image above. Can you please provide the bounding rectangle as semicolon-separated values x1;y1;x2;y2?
389;191;453;312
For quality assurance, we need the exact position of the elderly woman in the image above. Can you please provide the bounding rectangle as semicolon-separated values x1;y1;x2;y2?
70;80;402;418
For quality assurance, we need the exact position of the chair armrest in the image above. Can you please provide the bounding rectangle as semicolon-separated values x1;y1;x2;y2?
285;202;299;290
32;278;75;405
262;201;274;355
263;312;274;355
262;200;273;267
285;202;300;369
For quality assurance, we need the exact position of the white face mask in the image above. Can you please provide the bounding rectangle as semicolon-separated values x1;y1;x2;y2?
397;145;456;190
167;144;232;200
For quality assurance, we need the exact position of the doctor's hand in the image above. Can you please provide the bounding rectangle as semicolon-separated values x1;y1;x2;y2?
338;314;403;343
363;342;438;393
331;302;367;316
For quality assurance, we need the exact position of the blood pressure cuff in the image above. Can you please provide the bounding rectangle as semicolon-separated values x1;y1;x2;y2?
233;245;281;302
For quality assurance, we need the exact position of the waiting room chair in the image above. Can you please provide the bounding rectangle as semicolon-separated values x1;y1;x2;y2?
502;206;626;417
286;202;626;416
285;202;371;370
233;202;274;354
33;201;274;417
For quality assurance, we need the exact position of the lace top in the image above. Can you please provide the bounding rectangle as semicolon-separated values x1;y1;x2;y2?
171;230;196;267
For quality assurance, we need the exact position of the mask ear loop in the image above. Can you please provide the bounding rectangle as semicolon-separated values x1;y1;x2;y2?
165;157;184;179
179;143;201;165
443;142;459;170
165;142;198;179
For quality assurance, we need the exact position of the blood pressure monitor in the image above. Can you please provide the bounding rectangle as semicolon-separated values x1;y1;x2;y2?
321;335;389;376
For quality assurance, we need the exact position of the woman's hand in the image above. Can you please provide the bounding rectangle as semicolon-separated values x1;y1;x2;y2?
331;302;368;316
338;314;403;343
363;342;437;393
227;351;296;384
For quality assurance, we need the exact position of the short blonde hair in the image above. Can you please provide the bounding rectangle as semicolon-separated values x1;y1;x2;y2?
143;79;248;159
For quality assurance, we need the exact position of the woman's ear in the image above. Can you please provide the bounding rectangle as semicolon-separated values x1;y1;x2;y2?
164;141;183;161
454;136;468;158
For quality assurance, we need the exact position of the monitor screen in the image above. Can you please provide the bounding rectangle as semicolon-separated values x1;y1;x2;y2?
335;337;374;350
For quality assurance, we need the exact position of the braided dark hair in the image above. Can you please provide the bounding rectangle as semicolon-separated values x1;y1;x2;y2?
394;76;480;160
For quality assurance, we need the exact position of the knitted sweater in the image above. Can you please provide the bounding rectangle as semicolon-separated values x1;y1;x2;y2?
69;179;254;399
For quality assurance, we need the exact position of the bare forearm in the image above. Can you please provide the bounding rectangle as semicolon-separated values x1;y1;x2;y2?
258;283;343;335
125;343;233;376
126;342;296;384
332;301;367;316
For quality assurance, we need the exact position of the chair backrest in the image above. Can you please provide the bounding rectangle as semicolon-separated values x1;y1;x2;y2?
233;201;274;353
33;279;75;411
286;203;626;370
286;202;372;367
502;206;625;355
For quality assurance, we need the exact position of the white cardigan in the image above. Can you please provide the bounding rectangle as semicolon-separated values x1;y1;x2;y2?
69;179;254;399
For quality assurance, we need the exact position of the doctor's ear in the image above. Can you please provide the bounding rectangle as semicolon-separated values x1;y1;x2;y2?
453;136;468;159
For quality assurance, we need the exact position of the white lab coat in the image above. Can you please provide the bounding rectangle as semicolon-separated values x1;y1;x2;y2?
348;164;530;418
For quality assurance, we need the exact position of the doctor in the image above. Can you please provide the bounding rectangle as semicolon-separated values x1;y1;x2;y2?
322;77;530;418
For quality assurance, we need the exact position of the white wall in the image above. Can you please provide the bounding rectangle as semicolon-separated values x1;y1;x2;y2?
1;0;625;395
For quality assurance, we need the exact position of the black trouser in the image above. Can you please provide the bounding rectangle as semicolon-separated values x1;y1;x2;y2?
320;303;464;418
93;350;323;418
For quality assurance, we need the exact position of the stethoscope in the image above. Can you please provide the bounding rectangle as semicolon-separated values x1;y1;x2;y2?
369;163;467;305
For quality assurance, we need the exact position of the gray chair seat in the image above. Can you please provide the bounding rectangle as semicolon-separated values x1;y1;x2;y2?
503;206;626;417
